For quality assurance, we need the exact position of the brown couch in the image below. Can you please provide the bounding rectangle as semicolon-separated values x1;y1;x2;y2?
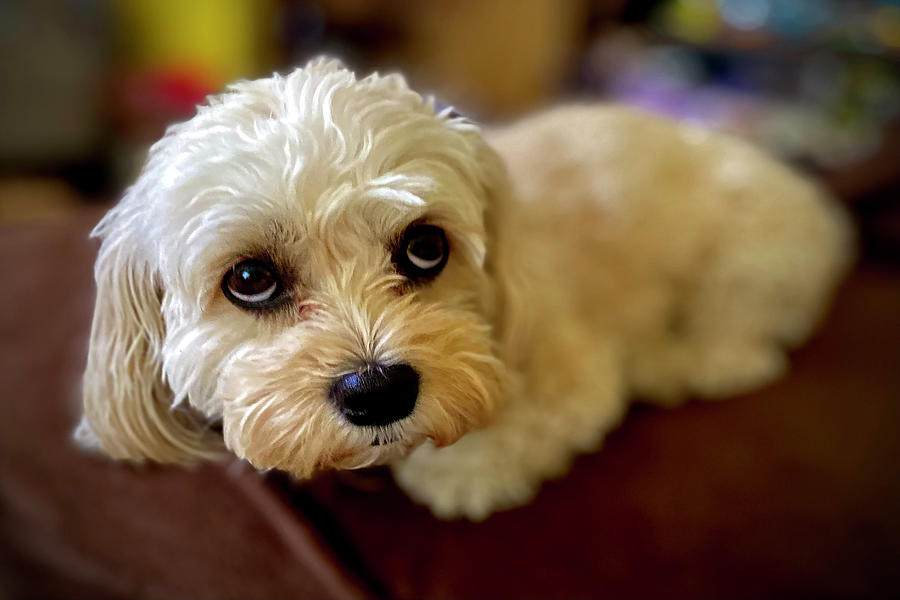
2;207;898;598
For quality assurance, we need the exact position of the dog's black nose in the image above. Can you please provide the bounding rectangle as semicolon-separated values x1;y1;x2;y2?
329;363;419;427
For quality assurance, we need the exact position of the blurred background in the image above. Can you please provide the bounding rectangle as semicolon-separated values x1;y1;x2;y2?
1;0;899;262
2;4;899;597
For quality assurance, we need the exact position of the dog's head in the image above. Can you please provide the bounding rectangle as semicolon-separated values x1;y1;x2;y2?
80;58;518;477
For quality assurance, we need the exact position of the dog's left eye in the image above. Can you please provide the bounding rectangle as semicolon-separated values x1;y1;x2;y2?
395;225;449;281
222;259;282;309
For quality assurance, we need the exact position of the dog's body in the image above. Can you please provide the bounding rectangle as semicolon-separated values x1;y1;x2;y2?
396;106;852;517
79;59;852;520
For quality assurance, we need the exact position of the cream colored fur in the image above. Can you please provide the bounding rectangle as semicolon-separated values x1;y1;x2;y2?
79;58;853;520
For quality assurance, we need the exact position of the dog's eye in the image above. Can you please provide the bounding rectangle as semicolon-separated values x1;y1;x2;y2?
222;259;282;309
395;225;449;280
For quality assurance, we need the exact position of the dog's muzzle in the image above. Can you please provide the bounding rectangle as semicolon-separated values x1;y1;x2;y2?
329;363;419;427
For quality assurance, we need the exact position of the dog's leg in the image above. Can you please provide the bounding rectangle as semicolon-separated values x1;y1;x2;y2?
626;280;791;405
629;192;851;405
629;326;789;405
393;338;625;520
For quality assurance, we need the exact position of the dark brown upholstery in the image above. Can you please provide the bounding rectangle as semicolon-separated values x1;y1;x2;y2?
2;208;898;598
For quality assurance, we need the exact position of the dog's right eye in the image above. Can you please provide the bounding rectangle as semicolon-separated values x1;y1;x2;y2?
393;225;449;282
222;259;283;309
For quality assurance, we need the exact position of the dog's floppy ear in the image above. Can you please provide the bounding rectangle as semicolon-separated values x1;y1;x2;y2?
80;204;222;464
474;140;530;365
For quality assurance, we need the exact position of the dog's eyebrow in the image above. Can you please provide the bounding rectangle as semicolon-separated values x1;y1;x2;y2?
244;221;301;251
362;172;435;207
365;186;426;207
224;222;303;264
368;172;434;192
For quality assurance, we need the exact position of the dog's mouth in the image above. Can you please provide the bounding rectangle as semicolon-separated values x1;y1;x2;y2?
361;412;418;447
370;431;400;446
367;423;420;449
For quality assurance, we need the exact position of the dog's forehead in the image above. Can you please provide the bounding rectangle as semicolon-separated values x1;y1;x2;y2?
134;63;492;285
154;67;483;218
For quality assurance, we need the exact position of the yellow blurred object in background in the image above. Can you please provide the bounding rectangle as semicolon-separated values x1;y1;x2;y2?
111;0;274;87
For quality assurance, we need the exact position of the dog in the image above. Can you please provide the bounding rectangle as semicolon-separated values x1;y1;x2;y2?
77;58;852;520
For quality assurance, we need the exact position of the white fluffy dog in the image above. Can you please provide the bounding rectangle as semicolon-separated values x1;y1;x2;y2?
78;58;852;520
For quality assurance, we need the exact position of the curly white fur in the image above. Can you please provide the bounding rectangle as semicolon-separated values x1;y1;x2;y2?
79;58;852;520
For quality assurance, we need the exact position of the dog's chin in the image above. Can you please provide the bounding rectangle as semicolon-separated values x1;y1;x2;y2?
220;376;497;478
222;395;483;478
329;431;424;471
220;395;472;479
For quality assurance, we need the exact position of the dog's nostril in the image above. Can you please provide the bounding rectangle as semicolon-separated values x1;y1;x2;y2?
329;363;419;427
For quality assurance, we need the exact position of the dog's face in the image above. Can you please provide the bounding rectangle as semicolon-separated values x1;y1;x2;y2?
81;59;512;477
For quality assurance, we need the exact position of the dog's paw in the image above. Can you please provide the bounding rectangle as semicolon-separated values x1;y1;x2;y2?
392;438;562;521
690;342;787;399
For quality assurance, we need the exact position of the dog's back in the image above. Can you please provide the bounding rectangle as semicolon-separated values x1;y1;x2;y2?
487;104;854;402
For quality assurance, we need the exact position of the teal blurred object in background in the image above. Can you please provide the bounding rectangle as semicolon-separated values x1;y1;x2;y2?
584;0;900;170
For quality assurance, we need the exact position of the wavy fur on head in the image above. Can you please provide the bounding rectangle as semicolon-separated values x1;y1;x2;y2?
81;58;852;520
